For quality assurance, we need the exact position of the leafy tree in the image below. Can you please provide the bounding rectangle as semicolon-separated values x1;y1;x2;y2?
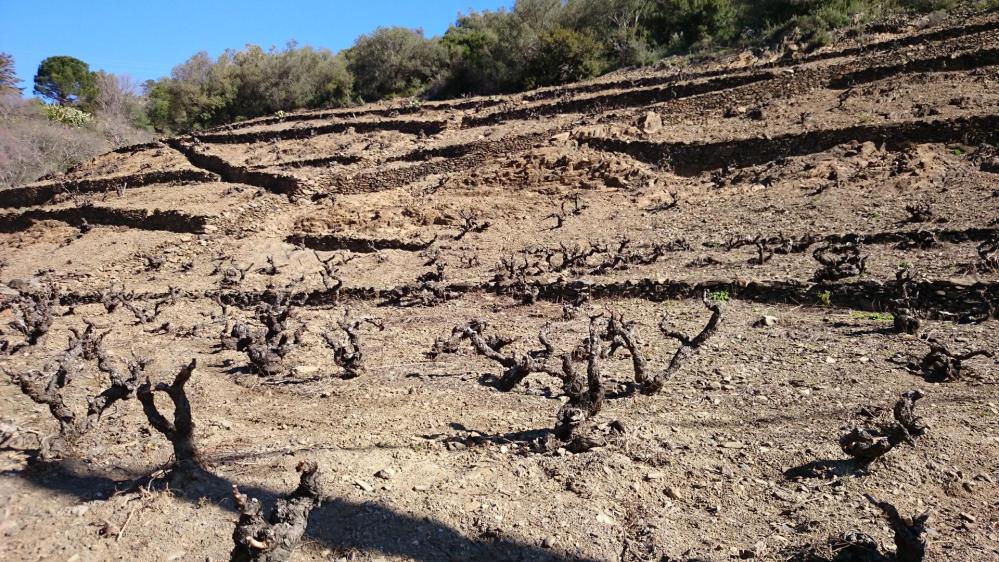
346;27;445;101
524;26;607;88
562;0;658;67
1;53;20;93
648;0;737;51
441;8;538;95
33;56;96;105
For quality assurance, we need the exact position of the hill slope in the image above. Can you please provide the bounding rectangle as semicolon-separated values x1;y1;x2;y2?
2;10;998;562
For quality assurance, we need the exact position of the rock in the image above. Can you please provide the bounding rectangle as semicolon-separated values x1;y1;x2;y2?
645;471;664;481
355;479;374;492
605;175;628;189
960;512;977;523
753;315;778;328
666;487;682;500
551;132;571;142
543;536;556;548
639;111;662;134
596;512;617;525
69;504;90;516
720;441;746;449
375;468;395;480
293;365;320;376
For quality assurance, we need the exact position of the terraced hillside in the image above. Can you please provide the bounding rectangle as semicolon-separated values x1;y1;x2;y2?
2;11;999;562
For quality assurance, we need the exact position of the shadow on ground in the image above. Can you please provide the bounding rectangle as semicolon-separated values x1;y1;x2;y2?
5;457;597;562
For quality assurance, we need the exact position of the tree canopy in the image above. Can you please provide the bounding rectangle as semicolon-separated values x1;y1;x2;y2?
33;55;96;105
1;53;20;94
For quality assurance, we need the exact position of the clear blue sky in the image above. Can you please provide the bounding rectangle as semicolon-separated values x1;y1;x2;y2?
1;0;512;92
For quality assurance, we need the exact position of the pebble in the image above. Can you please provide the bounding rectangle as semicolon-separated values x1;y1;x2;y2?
69;504;90;516
596;512;617;525
355;479;374;492
375;468;395;480
543;536;556;548
666;487;682;500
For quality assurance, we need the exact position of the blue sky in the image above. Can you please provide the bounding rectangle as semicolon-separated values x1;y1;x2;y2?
1;0;512;92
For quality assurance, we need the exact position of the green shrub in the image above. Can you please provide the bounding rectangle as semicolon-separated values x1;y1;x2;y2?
648;0;738;51
43;104;94;127
524;26;607;88
347;27;445;101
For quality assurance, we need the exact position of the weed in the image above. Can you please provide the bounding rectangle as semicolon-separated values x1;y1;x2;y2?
708;289;730;302
818;290;832;307
851;311;895;322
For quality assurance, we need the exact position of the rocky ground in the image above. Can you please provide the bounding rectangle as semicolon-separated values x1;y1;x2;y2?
1;9;998;562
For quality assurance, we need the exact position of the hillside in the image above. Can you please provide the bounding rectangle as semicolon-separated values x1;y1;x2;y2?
1;9;998;562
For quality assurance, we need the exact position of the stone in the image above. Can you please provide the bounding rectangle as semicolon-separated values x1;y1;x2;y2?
375;468;395;480
754;315;778;328
640;111;662;133
355;479;374;492
596;512;617;525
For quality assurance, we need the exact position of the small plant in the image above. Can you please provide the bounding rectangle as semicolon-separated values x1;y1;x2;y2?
818;290;832;307
851;311;894;322
708;289;730;302
952;147;964;156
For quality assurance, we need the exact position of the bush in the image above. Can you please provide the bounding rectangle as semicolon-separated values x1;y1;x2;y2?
146;44;354;132
524;27;608;88
43;104;94;127
440;9;538;96
0;94;152;188
346;27;445;101
649;0;738;51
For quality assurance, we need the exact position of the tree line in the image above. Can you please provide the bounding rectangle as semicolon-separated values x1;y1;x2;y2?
1;0;982;139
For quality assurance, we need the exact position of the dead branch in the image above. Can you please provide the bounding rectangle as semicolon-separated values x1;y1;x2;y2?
3;284;56;347
913;337;993;382
257;256;281;276
321;310;384;379
840;390;926;465
214;257;254;288
641;292;723;395
8;326;143;458
87;348;145;432
454;210;491;240
454;321;561;391
892;269;922;335
231;460;323;562
554;317;605;443
239;287;306;378
903;203;934;224
812;241;868;282
136;359;203;479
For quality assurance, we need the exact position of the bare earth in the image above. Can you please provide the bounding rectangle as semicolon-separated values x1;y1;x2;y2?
2;10;999;562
